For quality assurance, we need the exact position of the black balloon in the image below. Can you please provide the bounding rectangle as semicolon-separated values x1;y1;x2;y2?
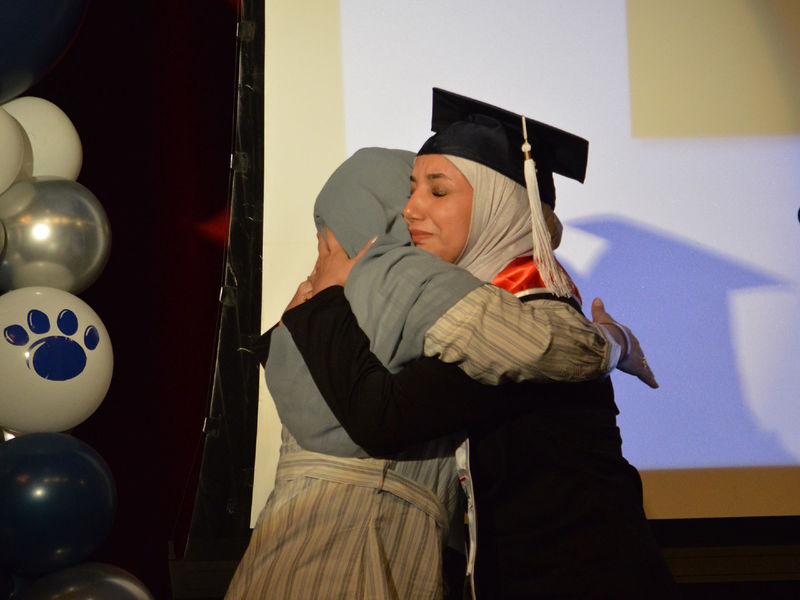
0;433;117;577
0;568;29;600
0;1;89;104
21;563;154;600
0;569;13;600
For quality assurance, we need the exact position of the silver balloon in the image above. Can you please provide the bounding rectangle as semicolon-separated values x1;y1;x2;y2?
21;562;155;600
0;217;6;263
0;177;110;293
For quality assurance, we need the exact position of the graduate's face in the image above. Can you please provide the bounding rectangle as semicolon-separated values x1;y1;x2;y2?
404;155;473;263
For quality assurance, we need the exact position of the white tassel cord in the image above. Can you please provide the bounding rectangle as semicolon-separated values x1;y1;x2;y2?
521;116;573;297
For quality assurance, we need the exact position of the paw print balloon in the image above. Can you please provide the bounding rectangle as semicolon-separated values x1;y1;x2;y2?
0;287;113;433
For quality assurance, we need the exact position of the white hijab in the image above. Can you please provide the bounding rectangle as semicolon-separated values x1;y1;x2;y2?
445;154;534;282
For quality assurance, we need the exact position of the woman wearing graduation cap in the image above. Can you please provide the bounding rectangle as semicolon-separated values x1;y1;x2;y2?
226;147;638;600
279;89;676;598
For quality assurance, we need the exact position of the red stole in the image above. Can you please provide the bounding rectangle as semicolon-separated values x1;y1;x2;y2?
491;256;582;305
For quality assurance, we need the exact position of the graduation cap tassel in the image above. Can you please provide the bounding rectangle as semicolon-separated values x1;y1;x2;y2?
521;116;573;298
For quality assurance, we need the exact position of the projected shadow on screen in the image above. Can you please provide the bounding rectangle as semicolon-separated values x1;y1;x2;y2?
564;216;794;469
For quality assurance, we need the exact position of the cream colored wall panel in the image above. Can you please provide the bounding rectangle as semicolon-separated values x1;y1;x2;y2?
255;0;346;522
628;0;800;136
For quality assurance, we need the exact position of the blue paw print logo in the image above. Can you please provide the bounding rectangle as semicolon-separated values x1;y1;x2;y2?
3;309;100;381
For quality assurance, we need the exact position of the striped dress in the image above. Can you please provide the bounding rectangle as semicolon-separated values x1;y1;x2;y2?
225;428;463;600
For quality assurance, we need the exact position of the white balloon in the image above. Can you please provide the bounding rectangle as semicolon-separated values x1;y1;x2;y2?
0;286;113;432
0;108;26;194
1;96;82;180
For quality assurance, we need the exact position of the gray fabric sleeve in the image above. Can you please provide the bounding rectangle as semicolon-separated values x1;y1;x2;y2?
345;240;482;370
264;325;368;457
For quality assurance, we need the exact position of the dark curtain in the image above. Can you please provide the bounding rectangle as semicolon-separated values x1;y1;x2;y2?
26;1;238;596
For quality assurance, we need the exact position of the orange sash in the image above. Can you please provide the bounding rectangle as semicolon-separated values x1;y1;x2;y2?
491;256;581;305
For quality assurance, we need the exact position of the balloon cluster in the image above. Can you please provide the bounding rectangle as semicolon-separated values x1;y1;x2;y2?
0;2;153;598
0;97;110;293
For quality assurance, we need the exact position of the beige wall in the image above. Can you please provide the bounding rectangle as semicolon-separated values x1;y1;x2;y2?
643;467;800;519
628;0;800;136
254;0;346;523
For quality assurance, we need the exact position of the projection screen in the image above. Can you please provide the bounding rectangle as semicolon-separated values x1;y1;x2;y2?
254;0;800;524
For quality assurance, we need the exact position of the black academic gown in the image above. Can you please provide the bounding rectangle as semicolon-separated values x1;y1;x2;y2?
279;286;678;599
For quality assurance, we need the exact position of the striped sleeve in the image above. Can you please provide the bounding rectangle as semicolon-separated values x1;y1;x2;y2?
423;284;613;385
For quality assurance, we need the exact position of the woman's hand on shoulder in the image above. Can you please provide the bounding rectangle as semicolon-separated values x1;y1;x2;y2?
284;278;313;316
282;228;375;321
309;227;375;293
591;298;658;389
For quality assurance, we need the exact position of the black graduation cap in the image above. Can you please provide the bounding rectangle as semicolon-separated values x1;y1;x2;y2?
417;88;589;207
